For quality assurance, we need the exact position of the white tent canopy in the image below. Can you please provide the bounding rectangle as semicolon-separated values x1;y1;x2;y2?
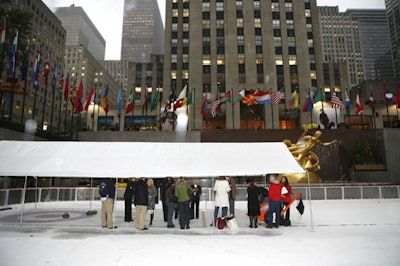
0;141;305;178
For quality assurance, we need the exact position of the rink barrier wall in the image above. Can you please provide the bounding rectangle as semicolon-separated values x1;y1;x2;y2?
1;185;399;206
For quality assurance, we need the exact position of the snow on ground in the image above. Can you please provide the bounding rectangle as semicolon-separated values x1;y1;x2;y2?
0;199;399;266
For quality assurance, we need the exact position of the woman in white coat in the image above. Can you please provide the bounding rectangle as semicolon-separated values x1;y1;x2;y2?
212;176;231;226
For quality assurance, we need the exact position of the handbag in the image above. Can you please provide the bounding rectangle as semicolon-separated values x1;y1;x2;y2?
296;197;305;215
226;216;239;231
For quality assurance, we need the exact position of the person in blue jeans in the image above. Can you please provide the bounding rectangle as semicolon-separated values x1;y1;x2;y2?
212;176;231;226
165;179;176;228
175;177;191;229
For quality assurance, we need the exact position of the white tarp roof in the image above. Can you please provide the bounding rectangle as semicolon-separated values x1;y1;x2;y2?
0;141;305;178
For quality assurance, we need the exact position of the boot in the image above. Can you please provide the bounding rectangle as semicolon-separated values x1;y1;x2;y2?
253;217;258;228
150;214;154;226
249;217;253;228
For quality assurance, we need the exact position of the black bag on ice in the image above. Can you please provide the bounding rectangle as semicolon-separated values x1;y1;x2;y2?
296;197;305;215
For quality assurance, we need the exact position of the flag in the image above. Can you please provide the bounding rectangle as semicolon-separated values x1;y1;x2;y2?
51;60;57;96
220;91;231;103
164;89;175;112
83;87;95;112
63;73;70;102
397;86;400;109
355;92;364;115
43;60;50;88
187;90;194;105
70;79;77;108
385;91;394;105
366;92;375;114
101;86;109;114
211;97;221;117
233;90;244;103
7;30;18;77
150;88;160;111
313;89;323;104
302;92;313;112
177;84;187;100
272;88;285;104
292;90;299;108
331;93;345;110
345;89;351;115
254;91;271;104
73;80;83;115
142;92;148;115
0;20;6;68
59;68;64;93
200;97;208;117
242;91;258;106
31;49;41;89
174;98;186;110
125;87;134;114
20;39;30;82
117;85;123;115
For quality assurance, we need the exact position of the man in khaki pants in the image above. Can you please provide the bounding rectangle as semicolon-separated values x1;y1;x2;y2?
133;177;148;230
99;178;116;229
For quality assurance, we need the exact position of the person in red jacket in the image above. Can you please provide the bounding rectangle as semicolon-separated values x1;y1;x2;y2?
281;176;292;226
266;174;288;228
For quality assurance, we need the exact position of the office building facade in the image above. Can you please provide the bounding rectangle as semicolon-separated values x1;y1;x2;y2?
121;0;165;62
385;0;400;80
164;0;325;130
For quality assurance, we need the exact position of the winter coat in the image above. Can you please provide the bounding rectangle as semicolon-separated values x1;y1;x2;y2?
282;184;292;203
247;184;261;216
190;184;202;201
99;178;115;198
148;185;157;210
213;179;231;207
133;179;148;206
229;178;237;201
166;186;177;204
175;181;191;202
124;180;135;201
268;182;284;202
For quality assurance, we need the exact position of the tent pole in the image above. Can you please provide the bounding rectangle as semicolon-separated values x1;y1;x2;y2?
307;171;314;232
89;177;93;211
34;176;38;209
112;177;118;232
19;175;28;232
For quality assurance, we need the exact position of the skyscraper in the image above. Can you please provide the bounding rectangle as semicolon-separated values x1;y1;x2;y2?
55;6;106;61
121;0;165;62
385;0;400;80
164;0;324;130
318;6;364;87
347;9;394;81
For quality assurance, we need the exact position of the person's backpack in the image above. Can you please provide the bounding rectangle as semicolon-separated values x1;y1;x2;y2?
99;182;107;197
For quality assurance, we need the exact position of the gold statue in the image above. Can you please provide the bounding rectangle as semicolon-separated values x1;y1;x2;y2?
282;126;337;183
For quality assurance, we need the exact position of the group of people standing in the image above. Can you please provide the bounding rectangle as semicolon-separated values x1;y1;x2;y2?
246;174;292;229
99;174;292;230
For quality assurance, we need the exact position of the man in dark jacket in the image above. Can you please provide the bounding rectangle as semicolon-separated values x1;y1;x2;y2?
124;178;135;222
133;177;148;230
99;178;116;229
160;176;173;222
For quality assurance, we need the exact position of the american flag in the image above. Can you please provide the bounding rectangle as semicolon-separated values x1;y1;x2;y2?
271;90;285;104
211;97;221;117
331;94;345;109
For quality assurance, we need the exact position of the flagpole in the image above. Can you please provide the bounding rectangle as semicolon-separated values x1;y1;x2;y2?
193;87;196;130
309;88;313;125
20;39;30;124
57;83;62;132
270;88;274;129
92;84;96;131
231;88;234;129
283;87;287;130
8;30;18;121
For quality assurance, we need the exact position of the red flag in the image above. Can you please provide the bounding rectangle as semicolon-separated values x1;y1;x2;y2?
84;87;95;111
355;92;364;115
398;87;400;109
200;97;208;117
63;73;70;102
125;87;134;114
73;80;83;115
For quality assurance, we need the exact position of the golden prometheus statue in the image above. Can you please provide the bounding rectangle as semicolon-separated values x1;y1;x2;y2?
282;126;337;183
